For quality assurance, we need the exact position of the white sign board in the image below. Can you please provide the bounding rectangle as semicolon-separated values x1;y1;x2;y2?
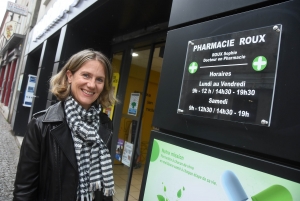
121;141;133;167
7;2;28;16
32;0;86;42
23;74;36;107
128;93;140;116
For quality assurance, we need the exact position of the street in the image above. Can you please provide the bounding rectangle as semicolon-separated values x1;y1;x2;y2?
0;114;20;200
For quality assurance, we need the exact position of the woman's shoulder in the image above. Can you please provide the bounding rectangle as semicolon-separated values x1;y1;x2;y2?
99;112;113;130
99;112;111;122
32;109;47;119
32;101;64;122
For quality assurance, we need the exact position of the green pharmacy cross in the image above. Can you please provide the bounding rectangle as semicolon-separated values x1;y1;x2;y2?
188;62;198;74
252;56;267;71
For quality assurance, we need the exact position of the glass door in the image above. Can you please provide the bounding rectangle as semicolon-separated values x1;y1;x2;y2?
112;43;164;201
113;46;151;201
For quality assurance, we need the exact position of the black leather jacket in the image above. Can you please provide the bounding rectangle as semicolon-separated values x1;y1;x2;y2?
13;101;113;201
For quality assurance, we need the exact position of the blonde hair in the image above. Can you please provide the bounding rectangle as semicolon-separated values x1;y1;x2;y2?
50;49;117;108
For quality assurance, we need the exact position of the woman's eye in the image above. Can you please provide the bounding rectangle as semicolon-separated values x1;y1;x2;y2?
97;78;104;83
82;74;89;78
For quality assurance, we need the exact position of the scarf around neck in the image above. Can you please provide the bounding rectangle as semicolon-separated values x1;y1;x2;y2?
64;96;115;201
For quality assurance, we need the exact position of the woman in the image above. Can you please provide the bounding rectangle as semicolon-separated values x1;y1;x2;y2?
13;49;117;201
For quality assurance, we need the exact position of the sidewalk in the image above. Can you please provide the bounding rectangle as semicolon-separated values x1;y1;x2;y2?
15;136;23;148
0;113;21;200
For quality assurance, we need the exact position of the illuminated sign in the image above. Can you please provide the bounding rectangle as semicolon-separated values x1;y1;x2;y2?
7;1;28;16
32;0;86;42
140;131;300;201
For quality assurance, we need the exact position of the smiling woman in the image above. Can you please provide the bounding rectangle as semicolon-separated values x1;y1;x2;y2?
13;49;117;201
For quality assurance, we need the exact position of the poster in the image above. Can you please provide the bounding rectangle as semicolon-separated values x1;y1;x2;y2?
128;93;140;116
142;139;300;201
115;138;124;161
23;74;36;107
121;141;133;167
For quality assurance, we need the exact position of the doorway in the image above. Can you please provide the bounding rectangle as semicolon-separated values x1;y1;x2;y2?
110;43;164;201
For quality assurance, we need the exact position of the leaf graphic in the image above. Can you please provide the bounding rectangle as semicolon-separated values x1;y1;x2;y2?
164;186;167;192
177;189;182;198
183;186;185;191
157;195;165;201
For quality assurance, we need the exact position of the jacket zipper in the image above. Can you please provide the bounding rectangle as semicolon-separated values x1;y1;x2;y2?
105;131;113;145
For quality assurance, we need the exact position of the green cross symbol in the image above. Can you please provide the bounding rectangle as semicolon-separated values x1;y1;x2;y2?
189;62;198;74
252;56;267;71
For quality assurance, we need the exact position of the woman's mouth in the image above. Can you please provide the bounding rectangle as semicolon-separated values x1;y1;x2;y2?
82;89;94;95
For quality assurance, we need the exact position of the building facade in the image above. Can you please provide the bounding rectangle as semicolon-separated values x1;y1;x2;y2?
10;0;300;200
11;0;171;199
0;0;41;121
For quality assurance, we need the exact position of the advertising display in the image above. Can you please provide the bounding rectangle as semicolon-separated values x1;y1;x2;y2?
115;138;124;161
122;141;133;167
140;131;300;201
178;25;282;126
128;93;140;116
23;74;37;107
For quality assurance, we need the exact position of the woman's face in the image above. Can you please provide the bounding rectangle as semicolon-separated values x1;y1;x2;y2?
66;60;105;110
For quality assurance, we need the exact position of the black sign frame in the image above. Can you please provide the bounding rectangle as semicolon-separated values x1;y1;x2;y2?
178;25;282;126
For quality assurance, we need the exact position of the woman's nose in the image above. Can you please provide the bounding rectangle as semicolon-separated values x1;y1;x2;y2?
87;80;96;88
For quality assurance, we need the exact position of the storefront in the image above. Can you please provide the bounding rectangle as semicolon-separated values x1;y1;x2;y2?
0;1;29;120
11;0;300;200
11;0;172;200
141;0;300;200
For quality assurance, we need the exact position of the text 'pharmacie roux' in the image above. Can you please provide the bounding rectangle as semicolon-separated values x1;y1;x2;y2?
193;34;266;52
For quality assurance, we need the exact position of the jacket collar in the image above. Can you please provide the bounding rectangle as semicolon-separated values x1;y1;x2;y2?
42;101;65;123
42;101;110;124
40;101;78;171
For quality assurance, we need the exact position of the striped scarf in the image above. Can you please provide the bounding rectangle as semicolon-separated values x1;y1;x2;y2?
64;96;115;201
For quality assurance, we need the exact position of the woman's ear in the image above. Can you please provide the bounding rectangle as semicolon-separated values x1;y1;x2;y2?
66;70;73;83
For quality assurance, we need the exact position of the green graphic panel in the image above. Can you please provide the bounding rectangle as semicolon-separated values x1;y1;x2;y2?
150;140;160;162
251;185;293;201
